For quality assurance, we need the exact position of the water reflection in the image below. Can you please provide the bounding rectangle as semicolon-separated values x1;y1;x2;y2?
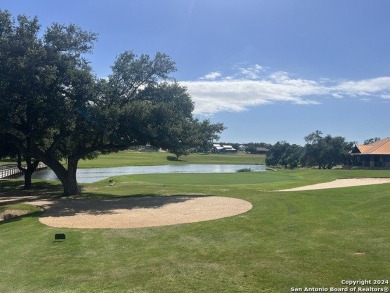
26;164;266;183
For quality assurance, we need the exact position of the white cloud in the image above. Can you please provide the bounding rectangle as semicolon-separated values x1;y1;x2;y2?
332;77;390;96
200;71;222;80
381;94;390;100
179;65;390;115
181;78;320;115
236;64;267;79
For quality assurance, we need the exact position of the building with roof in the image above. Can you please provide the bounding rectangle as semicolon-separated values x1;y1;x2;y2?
349;137;390;169
211;144;237;154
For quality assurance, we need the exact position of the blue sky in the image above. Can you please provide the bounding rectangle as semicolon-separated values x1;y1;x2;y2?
1;0;390;145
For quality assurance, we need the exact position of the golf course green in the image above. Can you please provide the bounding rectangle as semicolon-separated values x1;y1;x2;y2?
0;152;389;292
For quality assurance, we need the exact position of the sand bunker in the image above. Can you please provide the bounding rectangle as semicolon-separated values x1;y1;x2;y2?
33;196;252;229
280;178;390;191
22;177;390;229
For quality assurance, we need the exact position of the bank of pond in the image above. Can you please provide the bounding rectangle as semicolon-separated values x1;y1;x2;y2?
21;164;267;183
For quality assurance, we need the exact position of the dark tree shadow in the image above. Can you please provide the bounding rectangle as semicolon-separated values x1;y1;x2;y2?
1;179;213;222
166;155;180;161
38;194;211;218
0;180;62;198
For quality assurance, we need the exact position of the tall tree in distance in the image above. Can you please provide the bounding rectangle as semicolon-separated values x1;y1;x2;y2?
265;141;302;169
301;131;353;169
364;137;381;145
166;119;224;160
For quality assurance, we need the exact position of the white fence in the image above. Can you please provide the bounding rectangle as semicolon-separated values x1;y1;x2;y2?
0;162;47;179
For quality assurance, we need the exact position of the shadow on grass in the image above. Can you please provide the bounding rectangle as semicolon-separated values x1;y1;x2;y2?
166;155;182;162
38;194;206;218
1;179;211;220
0;210;44;226
0;179;63;198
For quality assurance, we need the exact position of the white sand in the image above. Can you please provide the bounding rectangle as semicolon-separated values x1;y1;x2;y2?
19;177;390;229
280;178;390;191
32;196;252;229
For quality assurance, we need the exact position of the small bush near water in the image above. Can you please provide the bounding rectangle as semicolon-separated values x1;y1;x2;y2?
237;168;252;172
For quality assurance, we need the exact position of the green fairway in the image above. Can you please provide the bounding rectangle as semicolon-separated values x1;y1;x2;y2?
1;151;265;170
1;169;389;292
0;160;16;167
76;151;266;168
83;168;390;197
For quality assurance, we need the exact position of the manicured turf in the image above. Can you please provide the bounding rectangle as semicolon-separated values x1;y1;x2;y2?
0;169;389;292
0;160;16;167
1;151;265;171
76;151;266;168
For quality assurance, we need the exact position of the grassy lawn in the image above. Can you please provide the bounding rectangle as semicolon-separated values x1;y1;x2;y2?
0;169;389;292
0;159;16;167
76;151;266;168
0;203;41;215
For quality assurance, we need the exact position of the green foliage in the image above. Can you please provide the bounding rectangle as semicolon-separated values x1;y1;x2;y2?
165;119;225;160
0;139;39;189
0;139;17;160
301;130;353;169
245;142;272;154
236;168;252;172
0;9;99;195
0;10;224;195
265;141;303;169
266;131;355;170
364;137;381;145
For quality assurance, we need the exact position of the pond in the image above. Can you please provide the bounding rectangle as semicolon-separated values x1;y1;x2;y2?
26;164;266;183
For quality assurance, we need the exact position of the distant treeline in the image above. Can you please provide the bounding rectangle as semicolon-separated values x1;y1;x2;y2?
222;132;381;169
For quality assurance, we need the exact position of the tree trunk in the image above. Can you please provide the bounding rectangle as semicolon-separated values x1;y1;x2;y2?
61;158;80;197
61;175;80;196
24;170;33;190
42;155;81;197
17;152;39;190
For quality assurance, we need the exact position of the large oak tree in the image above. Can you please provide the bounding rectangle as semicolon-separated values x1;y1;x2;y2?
0;10;223;196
